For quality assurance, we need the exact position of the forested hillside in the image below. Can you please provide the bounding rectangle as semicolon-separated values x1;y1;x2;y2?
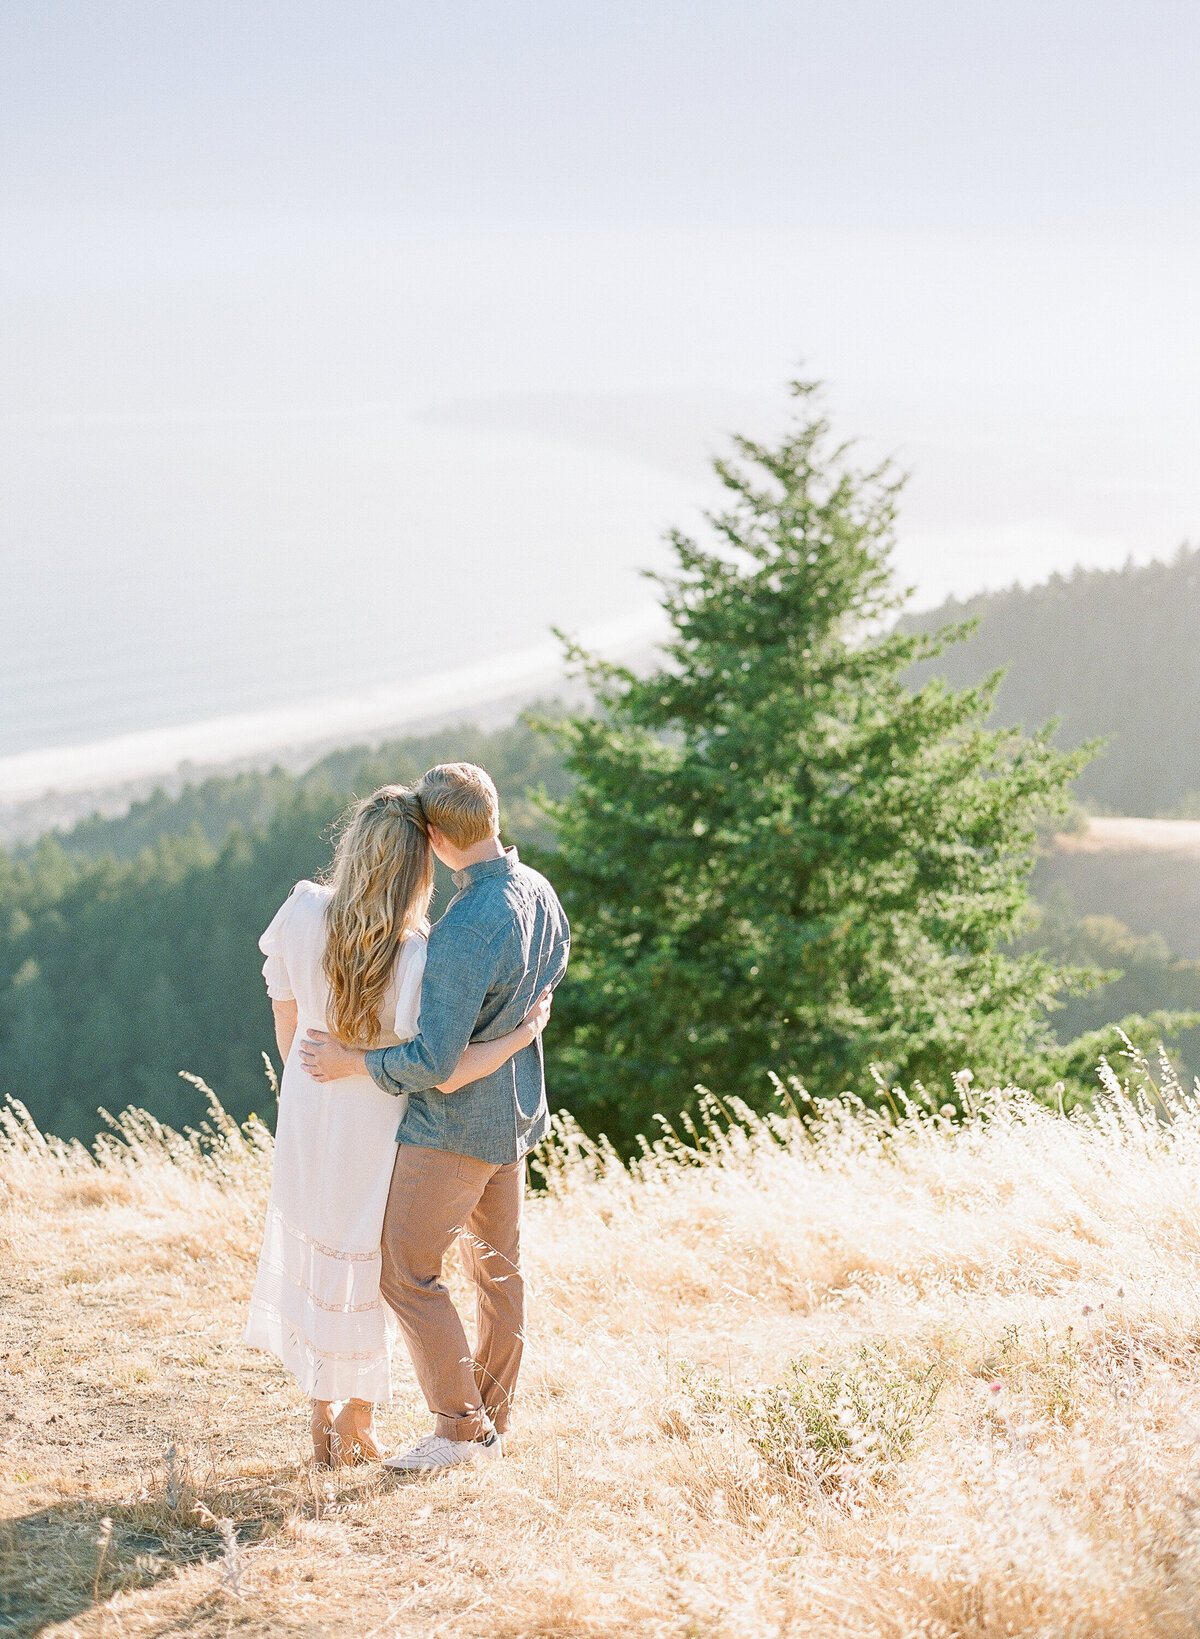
902;546;1200;814
8;534;1200;1145
0;718;567;1142
39;717;566;864
11;550;1200;1146
5;721;1197;1148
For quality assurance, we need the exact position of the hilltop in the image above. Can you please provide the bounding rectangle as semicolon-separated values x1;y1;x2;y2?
4;1075;1200;1636
903;546;1200;814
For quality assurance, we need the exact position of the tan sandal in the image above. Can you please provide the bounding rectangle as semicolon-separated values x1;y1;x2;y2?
310;1402;336;1467
332;1402;386;1465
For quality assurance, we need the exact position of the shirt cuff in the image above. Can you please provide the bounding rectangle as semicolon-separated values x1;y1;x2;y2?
364;1046;400;1094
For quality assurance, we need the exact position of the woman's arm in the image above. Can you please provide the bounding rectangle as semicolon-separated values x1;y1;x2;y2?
272;999;299;1064
435;988;553;1095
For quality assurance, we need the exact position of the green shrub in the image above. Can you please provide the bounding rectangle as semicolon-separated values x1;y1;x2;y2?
738;1344;944;1494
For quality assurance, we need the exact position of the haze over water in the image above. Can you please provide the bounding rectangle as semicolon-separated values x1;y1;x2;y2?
4;4;1198;777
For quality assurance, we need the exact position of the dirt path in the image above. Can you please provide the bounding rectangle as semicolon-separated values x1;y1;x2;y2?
1057;817;1200;856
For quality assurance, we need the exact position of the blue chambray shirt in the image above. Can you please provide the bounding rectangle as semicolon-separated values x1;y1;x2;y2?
363;847;570;1165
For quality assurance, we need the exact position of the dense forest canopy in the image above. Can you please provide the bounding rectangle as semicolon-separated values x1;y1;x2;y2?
902;546;1200;815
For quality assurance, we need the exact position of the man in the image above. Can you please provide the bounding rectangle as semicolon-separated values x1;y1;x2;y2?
300;762;570;1472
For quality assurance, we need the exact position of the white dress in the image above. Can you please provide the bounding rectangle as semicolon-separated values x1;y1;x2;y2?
242;880;427;1403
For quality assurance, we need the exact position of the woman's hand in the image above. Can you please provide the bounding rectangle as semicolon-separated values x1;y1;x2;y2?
521;986;554;1042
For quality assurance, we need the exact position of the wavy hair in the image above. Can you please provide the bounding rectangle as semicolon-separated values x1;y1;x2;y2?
321;785;433;1047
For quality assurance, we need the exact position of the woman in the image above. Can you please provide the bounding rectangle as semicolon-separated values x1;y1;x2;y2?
242;784;551;1466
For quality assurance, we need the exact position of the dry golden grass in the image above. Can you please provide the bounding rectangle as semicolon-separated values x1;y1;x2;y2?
5;1050;1200;1637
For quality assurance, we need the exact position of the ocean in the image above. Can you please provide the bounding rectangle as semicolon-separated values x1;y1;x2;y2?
1;412;702;797
3;393;1183;817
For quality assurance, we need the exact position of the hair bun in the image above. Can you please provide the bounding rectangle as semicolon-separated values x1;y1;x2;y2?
397;790;428;834
369;785;428;834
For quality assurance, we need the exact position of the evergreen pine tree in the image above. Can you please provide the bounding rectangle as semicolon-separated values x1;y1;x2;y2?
540;383;1095;1141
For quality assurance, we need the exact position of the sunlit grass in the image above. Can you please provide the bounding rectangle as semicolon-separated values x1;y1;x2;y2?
4;1046;1200;1635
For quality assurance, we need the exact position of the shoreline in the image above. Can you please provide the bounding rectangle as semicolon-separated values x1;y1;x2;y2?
0;609;664;845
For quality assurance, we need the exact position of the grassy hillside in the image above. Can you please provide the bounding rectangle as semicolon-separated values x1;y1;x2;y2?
902;546;1200;815
5;1072;1200;1636
1035;818;1200;960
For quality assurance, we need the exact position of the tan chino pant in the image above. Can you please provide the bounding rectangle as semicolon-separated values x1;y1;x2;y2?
379;1143;525;1440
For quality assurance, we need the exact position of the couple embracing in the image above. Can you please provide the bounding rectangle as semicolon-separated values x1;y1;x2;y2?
242;761;570;1473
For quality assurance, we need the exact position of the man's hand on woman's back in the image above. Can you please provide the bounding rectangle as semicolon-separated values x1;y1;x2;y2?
299;1031;368;1082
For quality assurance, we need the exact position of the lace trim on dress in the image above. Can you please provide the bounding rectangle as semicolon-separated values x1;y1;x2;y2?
254;1259;382;1314
267;1204;380;1263
247;1297;388;1363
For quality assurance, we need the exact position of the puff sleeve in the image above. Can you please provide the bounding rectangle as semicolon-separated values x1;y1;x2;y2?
259;892;297;1002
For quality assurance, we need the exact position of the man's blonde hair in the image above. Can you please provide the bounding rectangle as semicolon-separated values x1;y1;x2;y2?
416;762;500;849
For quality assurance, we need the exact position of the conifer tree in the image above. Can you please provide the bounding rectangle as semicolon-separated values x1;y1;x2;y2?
540;383;1093;1140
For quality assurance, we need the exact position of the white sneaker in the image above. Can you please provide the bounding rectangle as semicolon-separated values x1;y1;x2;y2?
382;1429;502;1473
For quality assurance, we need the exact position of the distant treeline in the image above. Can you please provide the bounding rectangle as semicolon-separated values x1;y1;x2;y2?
43;720;565;866
5;708;1200;1149
11;546;1200;1146
0;719;568;1142
902;545;1200;816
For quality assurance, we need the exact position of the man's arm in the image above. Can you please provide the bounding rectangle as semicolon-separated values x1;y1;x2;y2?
300;987;553;1091
299;922;493;1093
438;986;552;1091
368;922;494;1094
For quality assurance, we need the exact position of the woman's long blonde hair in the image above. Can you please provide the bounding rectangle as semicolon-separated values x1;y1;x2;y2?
322;785;433;1047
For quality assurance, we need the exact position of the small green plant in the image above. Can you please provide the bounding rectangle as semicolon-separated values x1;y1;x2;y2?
678;1361;728;1422
977;1320;1087;1428
739;1343;944;1494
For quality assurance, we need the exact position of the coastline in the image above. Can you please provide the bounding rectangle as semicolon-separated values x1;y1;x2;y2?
0;608;664;845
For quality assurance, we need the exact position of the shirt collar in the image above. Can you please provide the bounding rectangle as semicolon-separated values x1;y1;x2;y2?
453;845;519;891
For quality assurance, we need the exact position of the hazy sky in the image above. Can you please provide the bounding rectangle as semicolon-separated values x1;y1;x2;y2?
5;2;1197;229
3;2;1199;762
